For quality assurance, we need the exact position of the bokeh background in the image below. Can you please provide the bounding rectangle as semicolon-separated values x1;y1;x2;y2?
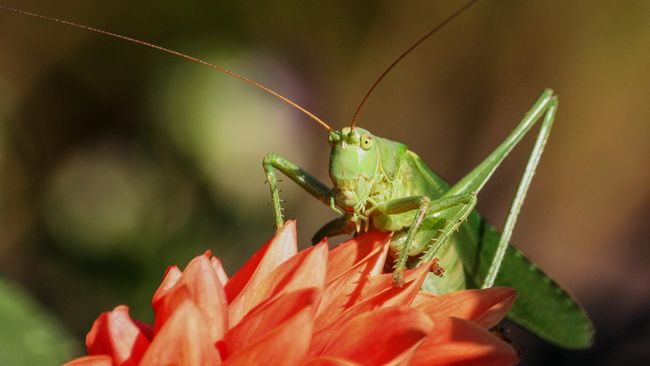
0;0;648;364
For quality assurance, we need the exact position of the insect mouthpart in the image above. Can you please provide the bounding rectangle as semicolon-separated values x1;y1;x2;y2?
327;130;342;146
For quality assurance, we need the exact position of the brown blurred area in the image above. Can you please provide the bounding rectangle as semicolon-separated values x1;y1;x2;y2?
0;0;648;364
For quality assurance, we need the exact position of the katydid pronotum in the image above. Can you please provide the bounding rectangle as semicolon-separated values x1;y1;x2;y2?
2;0;593;350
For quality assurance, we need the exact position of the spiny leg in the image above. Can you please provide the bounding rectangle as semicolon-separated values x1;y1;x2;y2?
482;94;557;288
377;193;475;285
263;152;333;230
418;193;477;264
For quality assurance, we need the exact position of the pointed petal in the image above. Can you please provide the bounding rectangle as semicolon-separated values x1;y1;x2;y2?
355;263;430;306
178;254;229;342
151;265;182;313
211;256;229;286
153;284;193;334
63;355;113;366
224;221;297;303
85;305;150;366
413;287;516;329
318;306;432;365
326;231;391;282
230;241;327;325
311;268;426;353
224;288;320;356
222;304;314;366
410;317;518;366
316;258;427;332
317;241;387;323
140;300;221;366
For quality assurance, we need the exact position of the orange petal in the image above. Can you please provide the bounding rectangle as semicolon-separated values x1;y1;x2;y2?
211;256;229;286
85;305;150;366
222;304;314;366
224;221;297;303
177;254;229;342
224;288;320;357
326;231;391;282
410;317;518;366
317;306;432;365
153;284;193;334
230;241;327;325
151;265;182;313
316;257;426;332
354;263;430;306
311;268;427;353
413;287;516;329
140;300;221;366
63;355;113;366
317;241;388;325
303;357;360;366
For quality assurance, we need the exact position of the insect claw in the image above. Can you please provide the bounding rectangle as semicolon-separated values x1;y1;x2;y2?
392;271;405;288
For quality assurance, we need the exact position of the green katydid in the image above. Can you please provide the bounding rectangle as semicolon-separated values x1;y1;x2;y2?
2;0;593;350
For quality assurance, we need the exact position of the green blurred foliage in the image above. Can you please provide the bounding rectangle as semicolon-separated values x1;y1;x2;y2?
0;0;648;364
0;278;78;365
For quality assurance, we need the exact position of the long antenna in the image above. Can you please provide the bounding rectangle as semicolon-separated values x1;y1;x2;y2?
349;0;482;129
0;6;332;132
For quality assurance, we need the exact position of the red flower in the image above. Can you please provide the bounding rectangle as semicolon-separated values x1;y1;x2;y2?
65;221;518;366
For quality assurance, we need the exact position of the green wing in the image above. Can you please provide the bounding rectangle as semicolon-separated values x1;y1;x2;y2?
461;211;594;349
408;151;594;349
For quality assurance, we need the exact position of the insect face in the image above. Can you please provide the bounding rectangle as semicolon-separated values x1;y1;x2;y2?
328;127;380;211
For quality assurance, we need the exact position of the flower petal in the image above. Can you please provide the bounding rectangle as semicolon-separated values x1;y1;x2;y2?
413;287;516;329
229;240;327;325
63;355;113;366
178;254;229;341
318;306;432;365
410;317;518;366
222;303;315;366
151;265;182;313
140;299;221;366
153;284;192;334
311;266;428;353
317;240;388;325
303;357;360;366
85;305;150;366
223;288;320;356
316;257;425;332
326;231;391;282
211;256;229;286
224;221;297;303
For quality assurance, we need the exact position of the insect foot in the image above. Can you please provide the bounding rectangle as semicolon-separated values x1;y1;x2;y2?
392;270;405;288
431;258;445;277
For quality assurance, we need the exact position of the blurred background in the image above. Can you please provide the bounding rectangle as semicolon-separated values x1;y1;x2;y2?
0;0;648;364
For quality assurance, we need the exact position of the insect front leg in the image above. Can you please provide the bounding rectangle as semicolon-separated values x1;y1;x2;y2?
263;152;335;230
376;193;476;286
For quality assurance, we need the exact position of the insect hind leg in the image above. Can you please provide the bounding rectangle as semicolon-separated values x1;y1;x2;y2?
482;94;558;288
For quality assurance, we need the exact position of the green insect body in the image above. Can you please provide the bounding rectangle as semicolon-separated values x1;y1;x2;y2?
1;0;594;353
263;89;594;349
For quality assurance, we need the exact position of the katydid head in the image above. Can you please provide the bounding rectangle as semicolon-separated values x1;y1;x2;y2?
328;127;381;212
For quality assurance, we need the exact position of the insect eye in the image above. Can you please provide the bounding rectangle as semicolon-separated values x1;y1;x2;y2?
360;134;373;150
